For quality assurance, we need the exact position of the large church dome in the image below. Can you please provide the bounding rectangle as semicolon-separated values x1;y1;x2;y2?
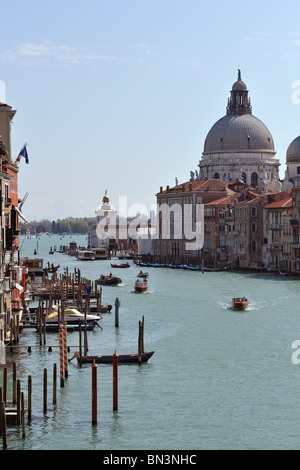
203;114;275;154
286;135;300;163
203;70;275;156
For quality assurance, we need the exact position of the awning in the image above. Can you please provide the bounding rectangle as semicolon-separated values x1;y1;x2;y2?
13;282;24;293
14;206;28;223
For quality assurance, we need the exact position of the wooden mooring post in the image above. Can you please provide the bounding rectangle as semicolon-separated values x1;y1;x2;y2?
115;297;120;327
113;351;118;411
138;316;145;364
0;401;7;450
92;361;97;425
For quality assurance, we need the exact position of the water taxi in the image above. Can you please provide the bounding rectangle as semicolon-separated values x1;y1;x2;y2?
231;297;248;310
135;279;148;293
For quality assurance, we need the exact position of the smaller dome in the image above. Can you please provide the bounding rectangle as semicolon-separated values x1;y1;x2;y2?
232;80;248;91
286;136;300;163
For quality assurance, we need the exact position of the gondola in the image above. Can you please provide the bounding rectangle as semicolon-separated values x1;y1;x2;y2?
74;350;155;364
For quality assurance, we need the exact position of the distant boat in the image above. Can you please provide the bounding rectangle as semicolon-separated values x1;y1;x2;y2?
77;250;95;261
137;271;149;278
135;279;148;293
92;248;108;260
231;297;248;311
111;262;130;268
44;262;60;274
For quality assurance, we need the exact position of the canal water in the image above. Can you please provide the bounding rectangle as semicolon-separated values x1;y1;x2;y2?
2;234;300;450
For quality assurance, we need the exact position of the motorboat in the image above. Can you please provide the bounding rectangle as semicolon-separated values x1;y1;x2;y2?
135;279;148;293
137;270;149;278
98;274;122;286
231;297;248;311
111;262;130;268
46;307;100;324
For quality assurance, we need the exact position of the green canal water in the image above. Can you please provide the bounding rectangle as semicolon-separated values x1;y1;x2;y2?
2;234;300;450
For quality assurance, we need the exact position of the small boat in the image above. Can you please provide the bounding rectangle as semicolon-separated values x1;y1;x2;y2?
111;262;130;268
231;297;248;311
43;323;96;332
137;270;149;278
44;262;60;274
135;279;148;293
98;274;122;286
74;350;155;364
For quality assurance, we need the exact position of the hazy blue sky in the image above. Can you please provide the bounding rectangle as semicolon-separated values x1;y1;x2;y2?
1;0;300;221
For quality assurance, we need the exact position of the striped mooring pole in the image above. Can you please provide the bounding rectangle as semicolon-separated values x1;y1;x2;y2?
63;322;68;378
59;325;65;387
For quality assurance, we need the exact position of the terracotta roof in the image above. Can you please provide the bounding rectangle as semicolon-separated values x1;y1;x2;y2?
264;196;292;209
205;194;238;206
157;178;229;195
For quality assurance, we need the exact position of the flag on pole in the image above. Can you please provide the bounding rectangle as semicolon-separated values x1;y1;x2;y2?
16;143;29;164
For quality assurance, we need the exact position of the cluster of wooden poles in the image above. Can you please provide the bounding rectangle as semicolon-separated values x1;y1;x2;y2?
0;361;60;450
0;269;148;448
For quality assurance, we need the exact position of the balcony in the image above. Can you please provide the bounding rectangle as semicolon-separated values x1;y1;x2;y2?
269;223;283;230
290;219;299;226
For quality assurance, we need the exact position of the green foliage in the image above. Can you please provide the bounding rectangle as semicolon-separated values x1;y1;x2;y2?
19;217;96;235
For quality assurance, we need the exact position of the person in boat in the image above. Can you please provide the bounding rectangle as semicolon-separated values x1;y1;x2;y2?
110;272;112;277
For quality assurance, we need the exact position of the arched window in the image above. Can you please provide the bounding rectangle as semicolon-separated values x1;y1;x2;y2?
214;173;220;179
251;172;258;186
251;222;256;232
251;239;257;252
242;172;247;183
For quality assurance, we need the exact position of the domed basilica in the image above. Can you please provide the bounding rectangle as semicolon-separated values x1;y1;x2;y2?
192;70;284;192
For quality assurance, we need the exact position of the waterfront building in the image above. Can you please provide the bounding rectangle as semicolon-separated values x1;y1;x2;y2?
155;178;234;265
290;186;300;273
0;99;26;357
264;193;292;271
152;71;300;272
88;191;139;255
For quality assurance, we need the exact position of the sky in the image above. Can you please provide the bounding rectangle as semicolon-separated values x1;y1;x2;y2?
1;0;300;221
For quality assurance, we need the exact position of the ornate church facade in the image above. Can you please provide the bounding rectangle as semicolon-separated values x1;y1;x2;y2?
150;71;300;272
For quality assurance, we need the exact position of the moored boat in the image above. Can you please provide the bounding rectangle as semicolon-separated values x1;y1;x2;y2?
135;279;148;293
46;307;100;324
231;297;248;310
74;350;155;364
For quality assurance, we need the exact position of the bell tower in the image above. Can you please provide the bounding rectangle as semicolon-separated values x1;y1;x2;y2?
226;70;252;116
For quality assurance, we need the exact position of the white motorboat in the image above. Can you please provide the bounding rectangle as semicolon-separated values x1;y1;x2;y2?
46;307;100;324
